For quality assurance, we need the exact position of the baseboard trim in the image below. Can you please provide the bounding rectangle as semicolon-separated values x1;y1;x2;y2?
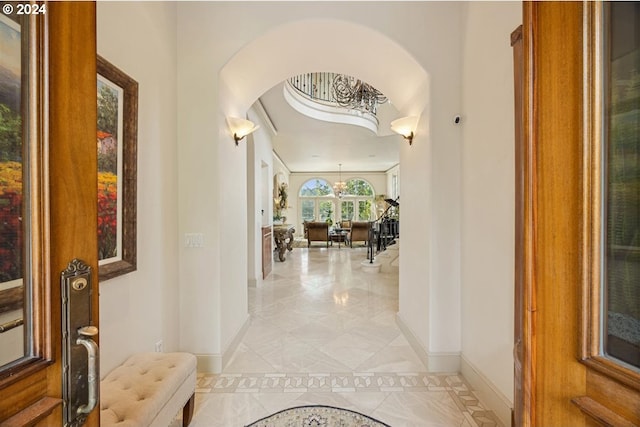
396;313;429;369
248;278;258;288
395;313;461;372
427;351;461;373
460;355;512;427
196;353;221;373
195;315;251;374
222;314;251;371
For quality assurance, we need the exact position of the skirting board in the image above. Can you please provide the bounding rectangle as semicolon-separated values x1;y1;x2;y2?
460;355;512;427
222;314;251;370
196;314;251;374
395;313;461;373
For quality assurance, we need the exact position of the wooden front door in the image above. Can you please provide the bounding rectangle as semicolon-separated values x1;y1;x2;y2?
0;2;98;425
516;2;640;426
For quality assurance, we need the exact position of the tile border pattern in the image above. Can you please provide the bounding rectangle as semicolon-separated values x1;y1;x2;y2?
196;372;501;427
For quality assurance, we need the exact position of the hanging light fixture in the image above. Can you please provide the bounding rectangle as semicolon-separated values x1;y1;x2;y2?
331;74;388;115
333;163;347;198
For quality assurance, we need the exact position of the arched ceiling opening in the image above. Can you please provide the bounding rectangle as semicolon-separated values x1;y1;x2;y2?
220;18;429;118
219;18;430;172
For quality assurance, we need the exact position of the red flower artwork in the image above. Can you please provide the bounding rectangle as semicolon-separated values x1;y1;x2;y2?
97;172;118;260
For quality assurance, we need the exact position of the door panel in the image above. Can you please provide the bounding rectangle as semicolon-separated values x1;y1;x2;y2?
0;2;98;425
48;2;99;425
518;2;640;425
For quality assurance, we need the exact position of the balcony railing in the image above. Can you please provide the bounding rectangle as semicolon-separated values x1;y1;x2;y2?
288;72;338;105
288;72;387;116
285;72;385;134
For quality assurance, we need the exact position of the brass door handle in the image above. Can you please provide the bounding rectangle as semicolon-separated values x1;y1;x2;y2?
76;326;99;415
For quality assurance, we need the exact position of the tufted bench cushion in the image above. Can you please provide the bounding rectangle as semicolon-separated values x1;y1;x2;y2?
100;352;196;427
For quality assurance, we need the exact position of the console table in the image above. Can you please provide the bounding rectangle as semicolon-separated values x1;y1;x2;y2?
273;224;295;261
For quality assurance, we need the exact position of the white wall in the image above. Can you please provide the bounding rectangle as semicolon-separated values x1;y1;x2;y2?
396;5;464;373
97;1;179;375
460;1;521;422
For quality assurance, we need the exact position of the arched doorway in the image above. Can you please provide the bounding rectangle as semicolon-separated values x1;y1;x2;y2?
219;18;428;281
178;8;462;380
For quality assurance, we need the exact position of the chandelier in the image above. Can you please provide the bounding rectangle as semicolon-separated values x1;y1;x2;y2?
331;74;388;115
333;164;347;198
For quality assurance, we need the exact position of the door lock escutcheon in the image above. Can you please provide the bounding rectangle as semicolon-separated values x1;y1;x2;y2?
61;259;99;427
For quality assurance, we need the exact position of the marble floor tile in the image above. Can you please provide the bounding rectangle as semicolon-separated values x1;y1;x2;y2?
222;343;275;374
179;248;500;427
371;392;467;427
318;332;383;370
355;345;427;373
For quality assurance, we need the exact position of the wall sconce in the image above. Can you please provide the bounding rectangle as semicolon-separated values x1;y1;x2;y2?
390;116;418;145
226;116;259;145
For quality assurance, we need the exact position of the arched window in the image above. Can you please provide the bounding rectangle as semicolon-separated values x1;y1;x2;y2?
299;179;333;197
299;179;335;224
339;179;375;221
343;179;374;197
298;178;376;226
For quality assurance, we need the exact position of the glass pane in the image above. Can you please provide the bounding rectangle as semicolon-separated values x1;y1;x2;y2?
341;200;354;221
318;200;334;224
299;179;332;196
603;2;640;370
0;12;27;368
345;178;374;196
358;200;372;221
301;199;315;222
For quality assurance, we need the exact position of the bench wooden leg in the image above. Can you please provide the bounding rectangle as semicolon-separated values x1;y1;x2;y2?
182;393;195;427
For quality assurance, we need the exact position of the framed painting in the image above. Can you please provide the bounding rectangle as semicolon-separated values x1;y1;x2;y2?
96;55;138;281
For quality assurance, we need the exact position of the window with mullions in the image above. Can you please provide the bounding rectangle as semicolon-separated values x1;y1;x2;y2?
342;179;374;220
301;199;315;222
299;177;375;223
298;179;333;224
341;200;354;221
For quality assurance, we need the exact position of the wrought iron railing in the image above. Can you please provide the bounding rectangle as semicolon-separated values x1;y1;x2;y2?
367;197;400;263
287;72;387;115
288;72;336;104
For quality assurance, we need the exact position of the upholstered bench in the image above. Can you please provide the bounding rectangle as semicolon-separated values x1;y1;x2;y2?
100;352;197;427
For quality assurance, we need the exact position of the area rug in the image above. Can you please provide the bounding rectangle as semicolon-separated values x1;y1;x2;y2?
291;238;309;248
245;405;391;427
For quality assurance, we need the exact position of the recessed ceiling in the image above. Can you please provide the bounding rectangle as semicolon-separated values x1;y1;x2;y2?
257;82;401;173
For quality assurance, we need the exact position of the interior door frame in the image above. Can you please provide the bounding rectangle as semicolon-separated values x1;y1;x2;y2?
517;3;589;425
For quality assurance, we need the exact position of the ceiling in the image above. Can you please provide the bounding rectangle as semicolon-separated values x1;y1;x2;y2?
257;81;401;173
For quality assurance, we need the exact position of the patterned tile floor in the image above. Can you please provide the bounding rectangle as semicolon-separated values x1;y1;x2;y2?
174;247;501;427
